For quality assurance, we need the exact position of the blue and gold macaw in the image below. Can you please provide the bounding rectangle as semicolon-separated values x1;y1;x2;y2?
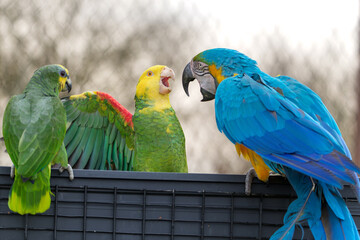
182;48;360;240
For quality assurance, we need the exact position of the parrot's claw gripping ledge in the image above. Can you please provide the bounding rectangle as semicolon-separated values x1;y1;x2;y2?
59;164;74;181
245;168;282;195
10;165;15;179
245;168;257;196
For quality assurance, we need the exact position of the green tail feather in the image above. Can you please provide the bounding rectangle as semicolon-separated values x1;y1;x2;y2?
8;164;51;215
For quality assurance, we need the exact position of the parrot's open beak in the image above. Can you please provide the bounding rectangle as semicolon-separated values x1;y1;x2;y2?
182;63;195;96
65;78;72;93
159;67;175;95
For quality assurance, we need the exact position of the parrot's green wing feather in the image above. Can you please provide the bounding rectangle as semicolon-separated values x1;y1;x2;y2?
5;96;66;177
2;96;20;166
62;91;134;170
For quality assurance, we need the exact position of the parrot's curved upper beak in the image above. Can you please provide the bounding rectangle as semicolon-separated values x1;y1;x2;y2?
65;78;72;93
182;63;195;96
182;62;216;101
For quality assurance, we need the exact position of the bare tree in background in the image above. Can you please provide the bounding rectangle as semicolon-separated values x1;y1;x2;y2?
0;1;197;102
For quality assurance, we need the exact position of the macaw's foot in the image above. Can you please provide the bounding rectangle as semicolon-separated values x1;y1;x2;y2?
10;164;15;179
245;168;282;195
245;168;257;196
59;164;74;181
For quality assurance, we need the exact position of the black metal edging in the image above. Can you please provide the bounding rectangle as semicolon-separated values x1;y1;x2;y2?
83;185;87;240
112;187;117;240
142;190;146;240
53;185;58;240
0;166;359;240
201;190;205;240
171;189;175;240
0;166;356;197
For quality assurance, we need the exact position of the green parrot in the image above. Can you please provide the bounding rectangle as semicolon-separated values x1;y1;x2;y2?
63;65;188;172
2;64;73;215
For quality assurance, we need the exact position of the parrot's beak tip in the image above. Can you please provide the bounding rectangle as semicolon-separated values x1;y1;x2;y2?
66;78;72;93
182;63;195;98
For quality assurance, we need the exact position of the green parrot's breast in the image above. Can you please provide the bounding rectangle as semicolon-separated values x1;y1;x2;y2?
132;107;187;173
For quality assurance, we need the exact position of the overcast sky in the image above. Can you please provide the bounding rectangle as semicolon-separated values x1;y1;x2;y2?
192;0;358;52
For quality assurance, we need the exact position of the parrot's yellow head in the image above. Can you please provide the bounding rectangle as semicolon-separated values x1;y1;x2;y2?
135;65;175;110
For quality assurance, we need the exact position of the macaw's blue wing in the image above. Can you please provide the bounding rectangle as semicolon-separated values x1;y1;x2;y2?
276;75;360;199
215;74;360;188
276;75;350;157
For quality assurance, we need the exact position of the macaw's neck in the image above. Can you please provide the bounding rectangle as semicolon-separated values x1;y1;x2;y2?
24;73;59;97
135;94;171;112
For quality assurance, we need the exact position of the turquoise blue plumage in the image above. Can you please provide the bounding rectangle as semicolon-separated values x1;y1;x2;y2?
182;48;360;239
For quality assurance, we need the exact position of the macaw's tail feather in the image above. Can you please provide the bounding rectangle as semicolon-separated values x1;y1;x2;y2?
8;165;51;215
262;150;360;189
351;171;360;202
270;169;322;240
319;181;360;240
271;168;360;240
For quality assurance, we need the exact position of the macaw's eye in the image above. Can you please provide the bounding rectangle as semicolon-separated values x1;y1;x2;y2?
60;70;66;77
193;61;202;70
147;71;153;76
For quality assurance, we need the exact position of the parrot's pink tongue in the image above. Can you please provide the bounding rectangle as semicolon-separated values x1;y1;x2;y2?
162;77;170;87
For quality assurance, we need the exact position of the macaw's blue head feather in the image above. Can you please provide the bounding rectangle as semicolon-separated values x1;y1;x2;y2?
194;48;260;79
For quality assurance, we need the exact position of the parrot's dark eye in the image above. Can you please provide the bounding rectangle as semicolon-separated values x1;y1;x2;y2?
193;61;200;69
192;61;208;75
147;71;153;77
60;70;66;77
193;61;206;71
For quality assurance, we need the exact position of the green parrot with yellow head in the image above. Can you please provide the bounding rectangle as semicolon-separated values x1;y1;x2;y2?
63;65;188;172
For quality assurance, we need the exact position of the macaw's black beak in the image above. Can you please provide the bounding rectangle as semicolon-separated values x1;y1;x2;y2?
65;78;72;93
182;63;195;96
200;88;215;102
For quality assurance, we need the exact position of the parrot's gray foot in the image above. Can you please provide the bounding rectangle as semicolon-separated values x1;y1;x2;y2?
0;137;7;153
245;168;282;195
59;164;74;181
10;164;15;179
245;168;257;196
